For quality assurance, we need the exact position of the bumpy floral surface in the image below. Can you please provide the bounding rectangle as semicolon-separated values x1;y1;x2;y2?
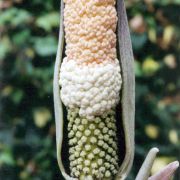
60;0;121;118
59;58;122;119
63;0;117;64
60;0;121;179
67;108;119;179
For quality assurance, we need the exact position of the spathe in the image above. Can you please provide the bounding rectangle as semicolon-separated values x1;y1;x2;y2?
136;148;179;180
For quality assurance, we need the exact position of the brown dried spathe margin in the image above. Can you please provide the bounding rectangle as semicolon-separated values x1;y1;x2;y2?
53;0;135;179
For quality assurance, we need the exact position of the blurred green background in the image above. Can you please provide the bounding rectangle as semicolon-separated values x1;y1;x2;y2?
0;0;179;179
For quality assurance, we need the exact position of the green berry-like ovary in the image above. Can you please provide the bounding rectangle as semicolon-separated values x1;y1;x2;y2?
67;108;119;180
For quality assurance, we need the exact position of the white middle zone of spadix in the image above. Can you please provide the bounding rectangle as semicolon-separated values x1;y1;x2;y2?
59;58;122;119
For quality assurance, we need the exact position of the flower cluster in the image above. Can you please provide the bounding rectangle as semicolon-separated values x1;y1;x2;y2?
67;108;119;179
63;0;117;64
59;58;121;119
59;0;121;178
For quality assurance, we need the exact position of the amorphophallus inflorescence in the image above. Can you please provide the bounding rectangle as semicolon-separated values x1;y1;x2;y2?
53;0;179;180
60;0;122;178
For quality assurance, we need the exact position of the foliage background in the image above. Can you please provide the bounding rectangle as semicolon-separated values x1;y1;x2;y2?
0;0;179;179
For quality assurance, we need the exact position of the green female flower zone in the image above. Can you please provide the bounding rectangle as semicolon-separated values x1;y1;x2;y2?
67;108;119;179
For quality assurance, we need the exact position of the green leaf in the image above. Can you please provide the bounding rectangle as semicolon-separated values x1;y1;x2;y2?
10;88;24;104
12;30;31;46
0;8;32;26
131;33;148;51
155;0;180;5
142;57;160;76
0;149;15;166
0;36;12;59
11;10;32;26
134;60;142;77
0;8;16;25
32;36;58;56
36;12;60;31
